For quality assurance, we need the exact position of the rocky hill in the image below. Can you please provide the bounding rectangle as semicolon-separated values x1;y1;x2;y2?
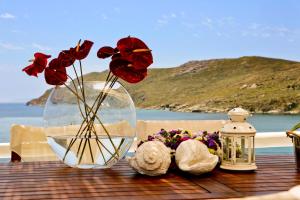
27;56;300;114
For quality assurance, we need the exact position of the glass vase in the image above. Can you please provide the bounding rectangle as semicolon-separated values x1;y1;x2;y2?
43;81;136;169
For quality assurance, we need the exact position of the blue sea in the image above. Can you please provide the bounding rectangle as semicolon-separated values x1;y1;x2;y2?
1;103;299;154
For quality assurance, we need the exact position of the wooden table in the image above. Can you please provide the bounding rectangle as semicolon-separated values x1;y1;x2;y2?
0;155;298;199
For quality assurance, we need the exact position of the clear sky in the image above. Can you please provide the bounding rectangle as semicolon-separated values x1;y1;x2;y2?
0;0;300;102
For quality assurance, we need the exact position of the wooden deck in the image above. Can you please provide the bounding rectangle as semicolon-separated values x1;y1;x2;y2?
0;155;298;199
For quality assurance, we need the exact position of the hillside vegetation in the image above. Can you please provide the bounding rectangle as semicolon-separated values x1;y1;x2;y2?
28;56;300;114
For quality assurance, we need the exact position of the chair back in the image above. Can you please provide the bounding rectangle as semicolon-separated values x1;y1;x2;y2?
10;120;227;162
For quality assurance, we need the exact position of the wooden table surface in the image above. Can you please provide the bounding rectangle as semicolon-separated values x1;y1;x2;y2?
0;155;298;200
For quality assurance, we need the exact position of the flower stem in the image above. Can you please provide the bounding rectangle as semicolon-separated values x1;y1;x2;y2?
86;76;119;157
87;138;94;163
105;138;125;164
77;76;119;164
95;139;107;165
78;138;88;164
61;72;119;164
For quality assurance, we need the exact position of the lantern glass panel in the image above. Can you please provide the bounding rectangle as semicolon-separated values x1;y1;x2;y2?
235;136;249;164
250;136;255;163
222;136;233;162
234;136;255;164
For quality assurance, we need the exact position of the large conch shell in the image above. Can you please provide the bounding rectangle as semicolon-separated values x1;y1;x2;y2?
127;141;171;176
175;139;218;175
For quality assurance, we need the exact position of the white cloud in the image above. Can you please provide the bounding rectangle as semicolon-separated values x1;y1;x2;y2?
0;13;15;19
200;17;235;30
201;17;213;29
32;43;51;51
249;23;260;30
217;17;235;26
113;7;120;13
180;11;185;17
101;13;108;20
216;32;223;37
157;18;168;25
11;30;23;33
242;23;298;40
261;33;271;38
170;13;177;18
157;13;179;26
0;42;23;50
186;16;236;38
181;21;197;29
193;33;201;38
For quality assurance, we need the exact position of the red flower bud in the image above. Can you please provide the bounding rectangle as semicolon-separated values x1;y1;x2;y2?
97;46;115;59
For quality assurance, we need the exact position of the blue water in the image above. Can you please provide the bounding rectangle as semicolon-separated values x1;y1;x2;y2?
256;147;293;155
136;109;300;132
0;103;44;118
0;103;299;153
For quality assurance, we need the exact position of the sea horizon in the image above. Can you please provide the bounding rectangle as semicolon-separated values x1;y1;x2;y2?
1;103;300;143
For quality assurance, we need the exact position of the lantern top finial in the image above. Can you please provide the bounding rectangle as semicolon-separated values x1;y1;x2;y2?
228;107;249;122
222;107;256;134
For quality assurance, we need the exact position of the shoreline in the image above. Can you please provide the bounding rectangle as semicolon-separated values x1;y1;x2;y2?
141;106;300;115
24;102;300;115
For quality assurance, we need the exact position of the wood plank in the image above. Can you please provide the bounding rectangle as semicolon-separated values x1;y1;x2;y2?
0;155;298;199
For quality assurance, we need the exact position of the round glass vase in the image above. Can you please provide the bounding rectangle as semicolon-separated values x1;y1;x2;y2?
43;81;136;169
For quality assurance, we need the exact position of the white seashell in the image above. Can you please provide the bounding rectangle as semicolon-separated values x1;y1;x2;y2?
175;139;218;175
127;141;171;176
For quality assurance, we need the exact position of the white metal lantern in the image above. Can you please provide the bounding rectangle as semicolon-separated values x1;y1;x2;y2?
220;108;257;171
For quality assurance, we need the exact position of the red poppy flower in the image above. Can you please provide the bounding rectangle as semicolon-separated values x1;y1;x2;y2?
97;46;115;59
110;58;147;83
22;53;51;77
58;50;75;67
116;37;153;69
44;58;67;85
70;40;94;60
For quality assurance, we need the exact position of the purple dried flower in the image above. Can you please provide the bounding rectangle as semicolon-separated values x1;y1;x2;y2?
158;129;168;137
147;135;155;141
142;129;221;154
169;129;181;137
208;139;218;150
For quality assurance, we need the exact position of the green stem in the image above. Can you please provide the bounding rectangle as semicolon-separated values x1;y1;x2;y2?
65;74;114;134
95;139;107;165
90;125;107;163
86;77;119;157
62;75;87;161
87;139;94;163
74;61;93;164
67;75;85;118
59;72;118;163
76;137;84;157
78;138;88;164
91;125;115;157
105;138;125;164
78;60;88;116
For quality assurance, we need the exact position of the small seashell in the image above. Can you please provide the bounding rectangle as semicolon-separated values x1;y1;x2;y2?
127;141;171;176
175;139;218;175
